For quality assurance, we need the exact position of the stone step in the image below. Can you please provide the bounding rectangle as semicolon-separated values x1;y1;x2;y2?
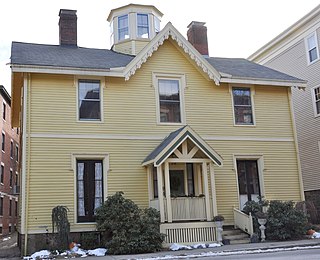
223;233;250;240
229;238;251;245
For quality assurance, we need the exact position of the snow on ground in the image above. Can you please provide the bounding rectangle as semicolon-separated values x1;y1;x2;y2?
23;247;107;259
312;232;320;238
2;236;11;242
137;245;320;260
170;243;221;251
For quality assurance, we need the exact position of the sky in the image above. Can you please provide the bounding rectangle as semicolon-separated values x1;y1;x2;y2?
1;0;319;93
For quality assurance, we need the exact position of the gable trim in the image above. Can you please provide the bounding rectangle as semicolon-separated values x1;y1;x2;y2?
123;22;221;85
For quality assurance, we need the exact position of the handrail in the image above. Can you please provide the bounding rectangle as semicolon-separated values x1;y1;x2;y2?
233;207;254;236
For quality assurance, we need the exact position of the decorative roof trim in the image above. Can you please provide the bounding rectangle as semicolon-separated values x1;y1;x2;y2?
124;22;221;85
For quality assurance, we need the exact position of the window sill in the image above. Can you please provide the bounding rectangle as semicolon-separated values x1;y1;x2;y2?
157;122;185;126
233;124;256;127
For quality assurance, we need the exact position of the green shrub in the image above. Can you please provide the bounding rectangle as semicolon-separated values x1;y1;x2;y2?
266;200;307;241
80;232;102;249
95;191;165;255
51;205;70;250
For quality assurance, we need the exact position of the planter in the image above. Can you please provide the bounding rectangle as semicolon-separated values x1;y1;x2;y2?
257;218;267;242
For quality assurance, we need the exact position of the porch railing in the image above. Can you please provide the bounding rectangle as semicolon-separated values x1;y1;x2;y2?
150;197;207;222
233;207;254;236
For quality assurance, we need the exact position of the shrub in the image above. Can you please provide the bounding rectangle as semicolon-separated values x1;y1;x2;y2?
266;200;308;241
51;205;70;250
95;191;165;255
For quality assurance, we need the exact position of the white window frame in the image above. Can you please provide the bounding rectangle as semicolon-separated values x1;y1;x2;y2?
312;85;320;117
118;14;129;41
230;85;256;126
153;73;186;125
136;13;149;39
305;31;319;65
75;76;104;123
233;154;265;210
71;153;109;225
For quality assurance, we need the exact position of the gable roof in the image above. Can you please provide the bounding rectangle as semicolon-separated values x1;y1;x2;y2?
142;125;223;167
10;23;306;87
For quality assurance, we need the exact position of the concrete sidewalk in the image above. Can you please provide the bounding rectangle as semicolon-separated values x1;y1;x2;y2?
84;239;320;260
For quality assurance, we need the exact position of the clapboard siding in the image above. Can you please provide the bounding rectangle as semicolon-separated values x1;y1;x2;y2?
24;39;302;233
260;26;320;192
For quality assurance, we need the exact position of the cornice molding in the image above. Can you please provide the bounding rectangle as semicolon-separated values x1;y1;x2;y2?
124;22;221;85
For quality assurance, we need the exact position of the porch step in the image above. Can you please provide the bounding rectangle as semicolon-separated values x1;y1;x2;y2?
222;228;250;245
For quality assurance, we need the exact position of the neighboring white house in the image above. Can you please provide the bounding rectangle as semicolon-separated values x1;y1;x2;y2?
249;4;320;219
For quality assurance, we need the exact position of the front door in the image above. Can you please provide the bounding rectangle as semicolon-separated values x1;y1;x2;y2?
237;160;260;210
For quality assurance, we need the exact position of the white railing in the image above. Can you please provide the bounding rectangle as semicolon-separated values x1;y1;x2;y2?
150;197;207;222
233;207;254;236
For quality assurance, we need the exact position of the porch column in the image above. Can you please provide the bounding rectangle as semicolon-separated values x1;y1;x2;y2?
164;161;172;222
157;165;165;222
147;166;153;206
202;162;211;221
209;162;218;217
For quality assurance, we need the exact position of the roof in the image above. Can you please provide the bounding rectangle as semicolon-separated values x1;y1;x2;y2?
11;41;305;84
11;42;134;70
0;85;11;106
206;57;305;82
142;125;223;167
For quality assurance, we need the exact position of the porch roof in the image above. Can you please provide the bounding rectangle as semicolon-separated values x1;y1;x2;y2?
142;125;223;167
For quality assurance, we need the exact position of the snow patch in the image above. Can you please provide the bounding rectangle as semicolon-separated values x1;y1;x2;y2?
2;236;11;241
88;248;108;256
312;232;320;238
169;242;221;251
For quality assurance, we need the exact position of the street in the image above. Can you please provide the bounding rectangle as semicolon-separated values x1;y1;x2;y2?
186;248;320;260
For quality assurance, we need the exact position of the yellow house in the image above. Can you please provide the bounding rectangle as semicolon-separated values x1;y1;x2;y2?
10;4;306;254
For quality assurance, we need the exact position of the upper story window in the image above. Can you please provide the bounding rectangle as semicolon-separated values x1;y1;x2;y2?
156;77;184;124
232;87;254;125
1;132;5;152
313;86;320;116
137;14;149;38
154;17;160;33
78;80;101;121
110;20;114;46
306;32;319;64
2;103;6;120
118;15;129;41
0;164;4;184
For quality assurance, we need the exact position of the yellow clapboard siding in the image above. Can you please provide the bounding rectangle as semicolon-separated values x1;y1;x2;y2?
23;39;301;232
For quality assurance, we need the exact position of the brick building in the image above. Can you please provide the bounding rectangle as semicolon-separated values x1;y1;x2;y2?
0;85;20;237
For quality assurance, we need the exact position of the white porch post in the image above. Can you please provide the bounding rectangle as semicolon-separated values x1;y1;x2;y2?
209;162;218;217
147;166;153;206
164;161;172;222
202;162;211;221
157;165;165;222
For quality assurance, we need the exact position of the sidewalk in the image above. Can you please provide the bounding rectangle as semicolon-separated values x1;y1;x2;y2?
84;239;320;260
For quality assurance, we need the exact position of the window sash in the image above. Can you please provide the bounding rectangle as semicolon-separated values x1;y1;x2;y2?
307;34;319;63
78;80;101;121
118;15;129;40
158;79;181;123
137;14;149;38
315;87;320;115
233;87;254;125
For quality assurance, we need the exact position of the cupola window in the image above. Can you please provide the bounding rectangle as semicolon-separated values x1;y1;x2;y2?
118;15;129;40
137;14;149;38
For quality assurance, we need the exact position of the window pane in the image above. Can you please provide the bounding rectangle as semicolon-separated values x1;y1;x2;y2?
118;15;129;40
315;87;320;114
233;87;253;125
233;88;251;105
155;17;160;33
170;170;185;197
308;35;316;49
159;80;180;101
309;47;318;62
234;106;253;124
79;81;101;120
137;14;149;38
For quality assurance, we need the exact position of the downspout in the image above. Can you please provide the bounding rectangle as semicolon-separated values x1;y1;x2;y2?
287;87;305;201
23;73;31;255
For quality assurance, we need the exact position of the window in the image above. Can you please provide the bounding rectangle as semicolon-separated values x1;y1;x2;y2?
2;103;6;120
118;15;129;41
15;201;18;216
306;32;319;64
0;165;3;184
313;86;320;116
9;200;12;217
232;87;254;125
154;17;160;33
15;145;19;162
1;132;5;151
9;169;12;187
0;197;3;216
152;167;158;198
78;80;101;121
158;79;182;123
110;20;114;46
77;160;103;222
10;141;13;158
137;14;149;38
187;163;195;196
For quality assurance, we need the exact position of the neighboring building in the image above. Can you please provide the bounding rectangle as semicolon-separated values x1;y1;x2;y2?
10;4;306;254
0;85;20;237
249;4;320;216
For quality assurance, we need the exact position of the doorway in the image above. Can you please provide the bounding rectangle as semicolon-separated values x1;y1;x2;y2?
236;160;261;210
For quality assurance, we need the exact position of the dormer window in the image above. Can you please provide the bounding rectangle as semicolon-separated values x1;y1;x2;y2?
118;15;129;41
155;17;160;33
305;32;319;64
137;14;149;38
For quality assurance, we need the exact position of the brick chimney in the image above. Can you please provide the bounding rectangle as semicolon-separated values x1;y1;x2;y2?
187;21;209;56
59;9;77;46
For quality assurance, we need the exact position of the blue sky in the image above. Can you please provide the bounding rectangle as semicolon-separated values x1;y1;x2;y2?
1;0;319;93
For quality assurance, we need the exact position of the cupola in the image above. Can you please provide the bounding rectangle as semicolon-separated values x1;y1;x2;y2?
107;4;163;55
